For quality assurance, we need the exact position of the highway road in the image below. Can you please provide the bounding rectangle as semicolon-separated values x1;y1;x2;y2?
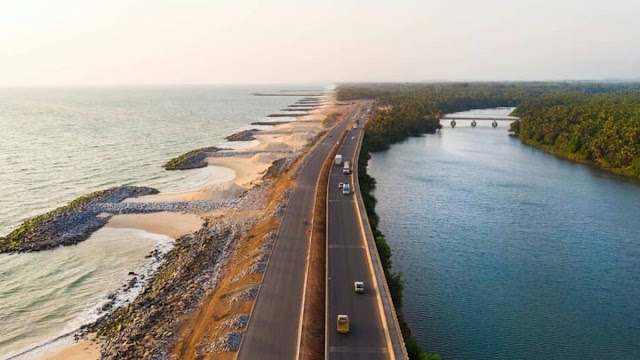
238;102;362;360
326;104;391;360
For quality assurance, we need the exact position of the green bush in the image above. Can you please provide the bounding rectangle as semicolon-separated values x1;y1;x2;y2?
358;136;440;360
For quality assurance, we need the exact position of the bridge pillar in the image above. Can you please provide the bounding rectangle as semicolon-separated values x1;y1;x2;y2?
471;120;477;127
492;120;498;128
450;120;456;128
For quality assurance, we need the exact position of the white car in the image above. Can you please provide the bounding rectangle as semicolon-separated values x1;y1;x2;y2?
338;182;344;188
351;136;356;140
354;281;365;293
342;183;351;195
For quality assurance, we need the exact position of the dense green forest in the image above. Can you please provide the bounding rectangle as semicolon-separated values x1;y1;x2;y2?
338;82;640;151
511;92;640;178
343;81;640;359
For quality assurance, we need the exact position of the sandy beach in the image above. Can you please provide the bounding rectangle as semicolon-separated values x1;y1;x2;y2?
36;94;341;360
43;339;100;360
106;212;204;239
122;120;322;205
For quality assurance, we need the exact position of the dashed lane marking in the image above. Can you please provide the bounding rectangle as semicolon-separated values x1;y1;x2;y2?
329;346;388;353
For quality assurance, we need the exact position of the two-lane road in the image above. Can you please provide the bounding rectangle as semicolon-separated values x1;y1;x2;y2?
326;105;391;360
238;102;362;360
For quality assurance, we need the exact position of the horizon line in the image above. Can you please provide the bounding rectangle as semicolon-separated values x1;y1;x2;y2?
2;78;640;88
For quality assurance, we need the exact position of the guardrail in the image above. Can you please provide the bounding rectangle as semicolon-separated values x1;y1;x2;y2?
352;114;409;360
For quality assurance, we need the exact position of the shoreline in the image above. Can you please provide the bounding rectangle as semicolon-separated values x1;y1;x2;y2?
5;92;341;360
42;338;100;360
518;136;640;183
6;226;180;360
92;96;343;359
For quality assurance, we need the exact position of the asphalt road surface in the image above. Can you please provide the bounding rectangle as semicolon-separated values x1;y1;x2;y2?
326;105;390;360
238;103;361;360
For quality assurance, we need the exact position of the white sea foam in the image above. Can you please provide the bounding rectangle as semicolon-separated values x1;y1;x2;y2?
0;85;326;359
2;228;174;360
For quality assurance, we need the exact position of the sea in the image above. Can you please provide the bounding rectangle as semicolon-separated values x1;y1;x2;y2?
368;108;640;359
0;85;322;359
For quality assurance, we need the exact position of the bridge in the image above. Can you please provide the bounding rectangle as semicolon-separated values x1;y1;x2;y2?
441;116;519;128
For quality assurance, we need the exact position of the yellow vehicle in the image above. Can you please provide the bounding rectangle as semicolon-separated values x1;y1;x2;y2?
336;314;350;334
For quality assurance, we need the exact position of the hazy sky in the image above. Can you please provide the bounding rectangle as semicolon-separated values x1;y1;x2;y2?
1;0;639;85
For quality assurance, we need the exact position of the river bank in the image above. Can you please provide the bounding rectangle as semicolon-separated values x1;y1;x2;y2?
509;91;640;182
1;89;344;359
517;136;640;182
368;108;640;359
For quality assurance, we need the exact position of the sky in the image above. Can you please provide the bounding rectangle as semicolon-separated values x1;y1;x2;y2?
1;0;639;85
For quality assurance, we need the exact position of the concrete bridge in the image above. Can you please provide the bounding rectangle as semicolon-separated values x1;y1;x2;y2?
441;116;519;128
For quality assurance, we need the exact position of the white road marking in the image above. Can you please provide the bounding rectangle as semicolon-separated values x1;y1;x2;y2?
329;346;389;353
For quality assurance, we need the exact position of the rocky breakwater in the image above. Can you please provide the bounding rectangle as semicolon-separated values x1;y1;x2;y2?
251;120;292;126
280;108;313;112
94;192;268;358
163;147;220;170
0;186;158;254
210;149;294;158
225;129;259;142
267;113;307;117
91;154;299;358
91;199;235;214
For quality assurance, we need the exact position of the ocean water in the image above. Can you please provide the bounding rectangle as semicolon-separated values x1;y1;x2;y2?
368;109;640;359
0;85;310;235
0;228;173;359
0;85;320;358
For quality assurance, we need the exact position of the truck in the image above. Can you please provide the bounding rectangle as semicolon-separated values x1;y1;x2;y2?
334;154;343;166
343;161;350;174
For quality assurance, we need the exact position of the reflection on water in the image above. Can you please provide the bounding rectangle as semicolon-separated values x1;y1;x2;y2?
369;108;640;359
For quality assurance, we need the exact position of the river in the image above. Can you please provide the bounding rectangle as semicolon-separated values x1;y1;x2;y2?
368;108;640;359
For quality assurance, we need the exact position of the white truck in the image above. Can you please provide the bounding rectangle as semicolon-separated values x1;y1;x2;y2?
334;154;343;166
343;161;350;174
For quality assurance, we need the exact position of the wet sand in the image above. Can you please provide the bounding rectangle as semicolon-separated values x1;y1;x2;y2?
43;338;99;360
40;96;338;360
106;212;204;239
